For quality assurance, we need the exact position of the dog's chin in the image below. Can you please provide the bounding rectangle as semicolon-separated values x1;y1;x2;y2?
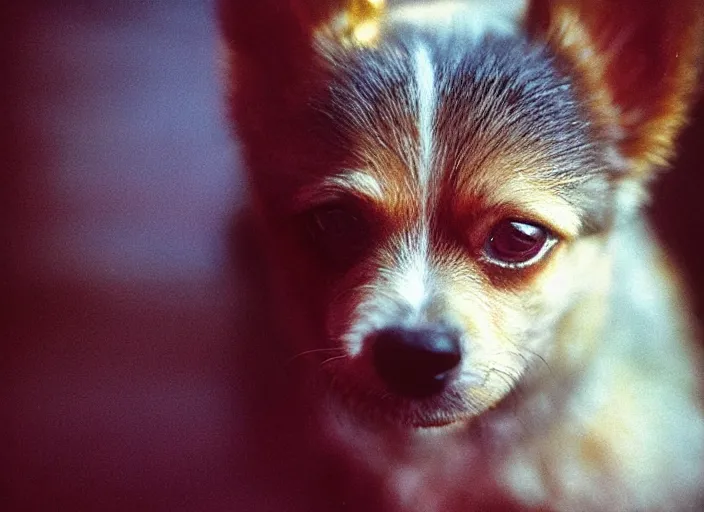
323;375;502;430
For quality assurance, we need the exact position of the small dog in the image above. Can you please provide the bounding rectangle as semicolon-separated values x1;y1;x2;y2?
222;0;704;510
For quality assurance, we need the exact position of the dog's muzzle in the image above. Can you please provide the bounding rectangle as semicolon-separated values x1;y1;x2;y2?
370;326;462;398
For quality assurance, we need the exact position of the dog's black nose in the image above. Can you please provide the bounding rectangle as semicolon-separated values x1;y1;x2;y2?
371;326;462;398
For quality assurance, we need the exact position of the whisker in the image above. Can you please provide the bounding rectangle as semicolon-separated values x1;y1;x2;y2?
487;367;521;389
484;366;530;431
495;346;553;377
320;354;349;367
287;347;344;366
521;348;552;375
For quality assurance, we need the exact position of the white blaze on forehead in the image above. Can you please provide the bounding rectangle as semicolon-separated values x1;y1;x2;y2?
394;233;431;313
414;44;435;195
339;37;444;354
409;43;435;317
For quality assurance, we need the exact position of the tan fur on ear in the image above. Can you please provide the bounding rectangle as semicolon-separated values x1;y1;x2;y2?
528;0;704;176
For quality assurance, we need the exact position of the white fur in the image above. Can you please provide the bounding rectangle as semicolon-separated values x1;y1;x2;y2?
388;0;526;40
293;171;384;210
394;244;430;315
326;171;385;201
342;42;440;351
414;44;435;195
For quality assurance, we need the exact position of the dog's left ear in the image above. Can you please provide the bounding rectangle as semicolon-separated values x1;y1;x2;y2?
527;0;704;180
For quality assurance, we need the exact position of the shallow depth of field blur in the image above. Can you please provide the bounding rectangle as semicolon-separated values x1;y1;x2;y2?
2;1;703;511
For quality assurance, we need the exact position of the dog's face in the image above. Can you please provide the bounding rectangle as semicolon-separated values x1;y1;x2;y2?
282;35;612;427
223;0;702;427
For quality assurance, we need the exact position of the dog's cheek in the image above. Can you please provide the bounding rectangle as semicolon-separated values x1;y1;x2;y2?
324;276;372;356
437;284;528;408
259;221;345;353
431;273;526;400
459;236;612;380
518;236;612;367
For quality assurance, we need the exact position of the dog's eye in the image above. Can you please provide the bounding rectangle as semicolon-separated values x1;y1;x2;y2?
483;220;553;267
304;204;370;268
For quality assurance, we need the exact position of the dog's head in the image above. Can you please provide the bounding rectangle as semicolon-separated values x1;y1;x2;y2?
222;0;703;427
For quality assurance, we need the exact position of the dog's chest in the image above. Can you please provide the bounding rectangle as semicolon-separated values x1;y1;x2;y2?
313;399;539;512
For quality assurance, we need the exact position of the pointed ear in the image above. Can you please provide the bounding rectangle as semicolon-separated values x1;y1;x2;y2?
527;0;704;177
219;0;383;84
219;0;340;82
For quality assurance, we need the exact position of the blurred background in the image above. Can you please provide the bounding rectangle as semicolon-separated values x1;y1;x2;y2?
2;1;703;511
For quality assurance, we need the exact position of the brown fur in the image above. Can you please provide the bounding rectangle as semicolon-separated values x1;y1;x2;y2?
527;0;704;174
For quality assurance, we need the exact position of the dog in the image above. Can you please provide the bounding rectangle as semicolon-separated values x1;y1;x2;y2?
221;0;704;510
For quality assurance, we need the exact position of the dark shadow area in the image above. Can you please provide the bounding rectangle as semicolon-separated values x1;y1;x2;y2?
651;97;704;324
2;2;245;510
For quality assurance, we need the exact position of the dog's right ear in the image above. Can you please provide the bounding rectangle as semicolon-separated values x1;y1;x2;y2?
220;0;384;95
220;1;388;208
220;1;333;84
527;0;704;179
219;0;387;153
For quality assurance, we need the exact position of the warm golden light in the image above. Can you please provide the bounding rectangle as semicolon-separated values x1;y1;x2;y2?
352;21;380;45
